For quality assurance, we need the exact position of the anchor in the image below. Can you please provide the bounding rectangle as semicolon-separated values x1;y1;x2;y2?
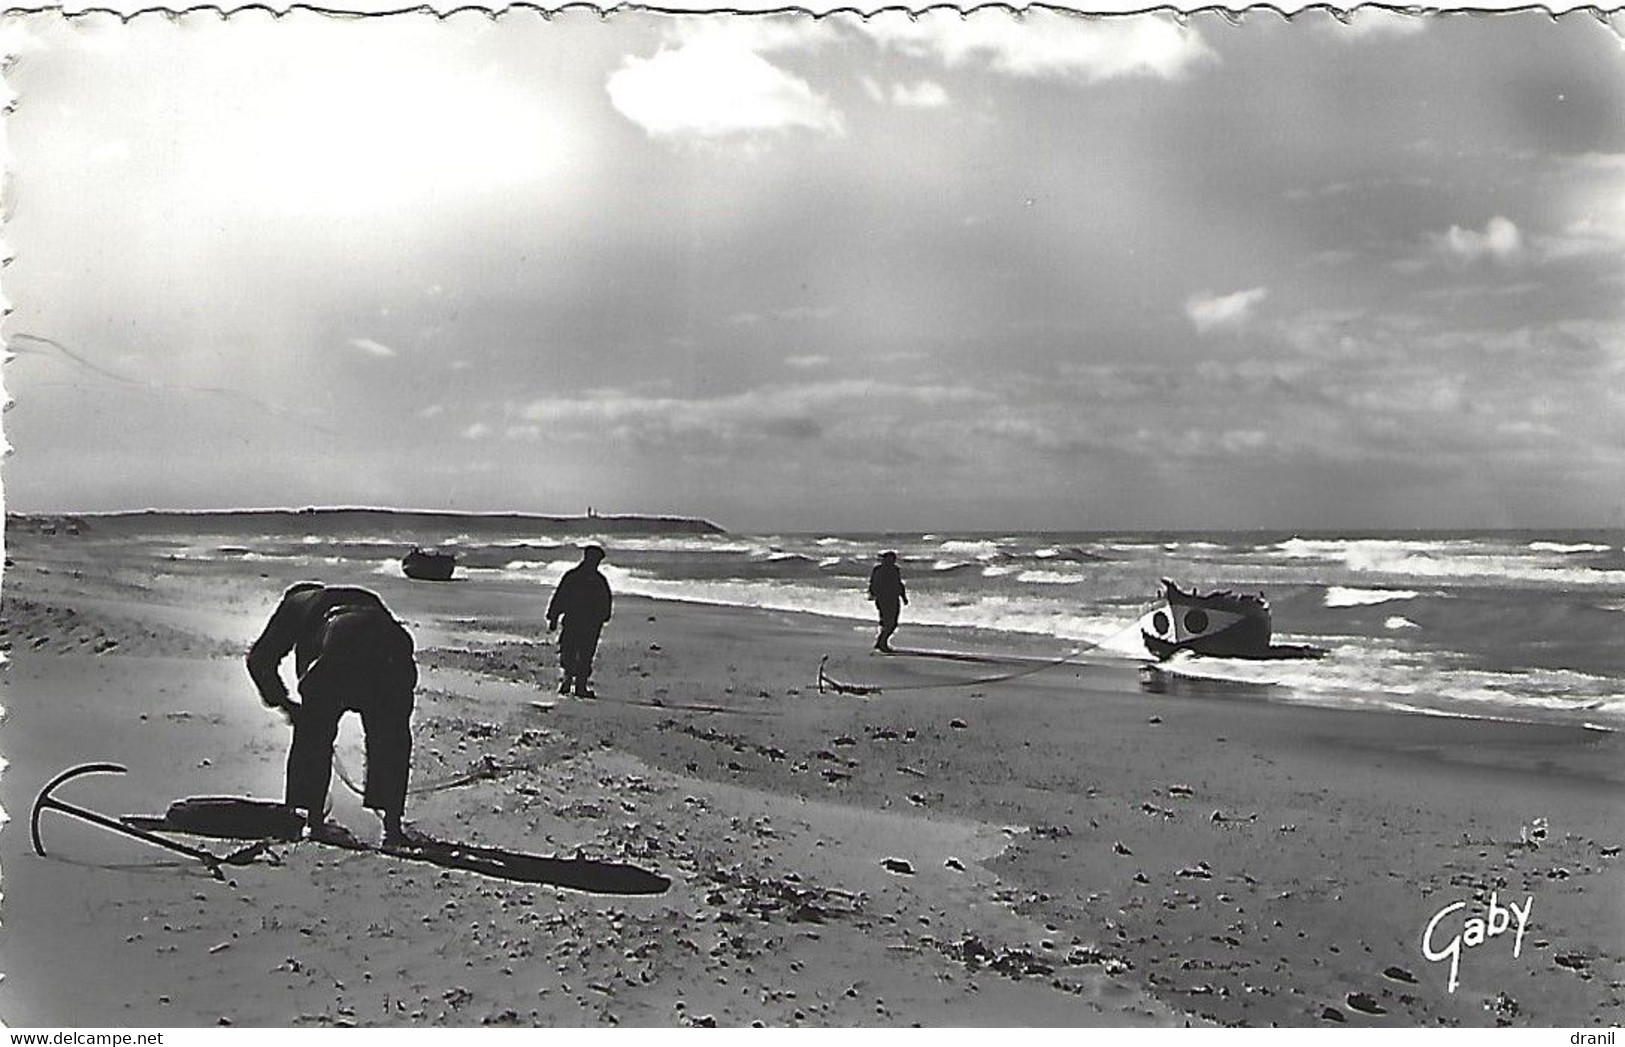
817;655;882;697
30;763;268;880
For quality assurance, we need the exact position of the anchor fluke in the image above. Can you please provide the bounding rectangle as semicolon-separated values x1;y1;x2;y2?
30;761;229;878
30;761;128;858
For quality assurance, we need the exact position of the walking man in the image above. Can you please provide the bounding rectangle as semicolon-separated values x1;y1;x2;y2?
246;582;418;847
867;550;908;653
548;545;613;697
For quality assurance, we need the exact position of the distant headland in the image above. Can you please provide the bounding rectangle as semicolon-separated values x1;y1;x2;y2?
7;507;727;537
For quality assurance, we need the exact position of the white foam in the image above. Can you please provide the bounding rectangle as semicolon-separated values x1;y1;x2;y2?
1154;643;1625;726
1325;586;1420;608
939;539;1001;560
1275;537;1625;588
1527;541;1610;554
480;559;1144;649
1385;616;1420;630
1017;569;1090;585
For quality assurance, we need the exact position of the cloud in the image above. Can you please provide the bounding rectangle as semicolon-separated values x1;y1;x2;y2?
730;305;837;326
1434;216;1523;264
854;10;1215;84
509;379;992;449
1333;10;1429;40
346;337;398;358
606;22;844;142
1534;215;1625;262
777;305;837;321
1259;313;1625;473
417;404;445;419
462;423;493;440
892;79;950;108
784;354;832;369
970;416;1100;453
862;76;951;108
1185;287;1269;334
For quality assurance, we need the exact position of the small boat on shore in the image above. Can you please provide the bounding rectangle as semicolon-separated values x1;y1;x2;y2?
402;546;456;582
1141;578;1273;660
1141;579;1326;661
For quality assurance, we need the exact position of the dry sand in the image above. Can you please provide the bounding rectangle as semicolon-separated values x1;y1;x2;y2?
1;527;1622;1027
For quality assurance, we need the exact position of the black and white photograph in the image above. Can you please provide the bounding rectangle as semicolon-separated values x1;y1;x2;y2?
1;3;1622;1030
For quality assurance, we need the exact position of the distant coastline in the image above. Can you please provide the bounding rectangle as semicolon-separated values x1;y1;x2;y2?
6;507;727;537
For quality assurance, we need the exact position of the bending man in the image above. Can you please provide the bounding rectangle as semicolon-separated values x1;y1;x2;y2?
247;582;418;847
547;545;613;698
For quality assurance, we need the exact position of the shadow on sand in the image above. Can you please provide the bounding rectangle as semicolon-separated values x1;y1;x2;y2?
119;797;671;895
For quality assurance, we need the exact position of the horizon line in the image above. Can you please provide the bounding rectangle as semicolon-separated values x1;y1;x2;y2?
4;506;1619;535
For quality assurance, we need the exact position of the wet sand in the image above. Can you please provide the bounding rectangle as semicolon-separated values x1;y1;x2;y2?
2;526;1621;1026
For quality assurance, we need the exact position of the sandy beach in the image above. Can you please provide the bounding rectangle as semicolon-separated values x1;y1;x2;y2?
2;522;1622;1028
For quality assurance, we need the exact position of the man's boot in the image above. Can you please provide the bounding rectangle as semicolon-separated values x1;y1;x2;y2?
573;678;597;699
558;674;573;695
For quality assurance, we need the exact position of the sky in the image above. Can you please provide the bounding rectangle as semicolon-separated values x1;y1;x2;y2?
3;9;1624;532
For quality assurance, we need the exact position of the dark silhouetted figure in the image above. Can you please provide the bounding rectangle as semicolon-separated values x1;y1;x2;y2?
868;550;908;653
247;583;418;846
548;545;613;698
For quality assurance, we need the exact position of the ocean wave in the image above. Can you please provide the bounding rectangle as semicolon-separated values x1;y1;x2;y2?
477;561;1145;648
1527;541;1611;554
1349;552;1625;587
594;536;771;555
938;539;1002;560
1324;586;1420;607
1275;537;1482;559
1017;569;1090;585
1273;538;1625;588
1156;643;1625;727
178;528;1624;731
501;558;571;573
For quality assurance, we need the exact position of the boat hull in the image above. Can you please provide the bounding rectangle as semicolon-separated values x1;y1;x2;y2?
1140;579;1273;660
402;548;456;582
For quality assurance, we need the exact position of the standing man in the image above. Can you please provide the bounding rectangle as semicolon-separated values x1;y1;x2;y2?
548;545;613;698
246;582;418;848
867;550;908;653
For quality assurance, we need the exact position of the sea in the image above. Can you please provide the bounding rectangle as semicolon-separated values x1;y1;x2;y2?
149;518;1625;732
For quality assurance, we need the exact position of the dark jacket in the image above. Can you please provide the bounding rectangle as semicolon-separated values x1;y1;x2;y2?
868;562;907;603
246;584;408;706
548;564;613;627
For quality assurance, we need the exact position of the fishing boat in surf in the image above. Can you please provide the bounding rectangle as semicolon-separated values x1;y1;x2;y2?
402;546;456;582
1141;578;1273;660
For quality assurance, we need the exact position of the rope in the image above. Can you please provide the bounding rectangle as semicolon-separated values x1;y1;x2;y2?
817;611;1151;697
331;752;522;801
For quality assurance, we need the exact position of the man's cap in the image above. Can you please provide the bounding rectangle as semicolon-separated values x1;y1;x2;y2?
582;544;606;561
879;550;897;561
